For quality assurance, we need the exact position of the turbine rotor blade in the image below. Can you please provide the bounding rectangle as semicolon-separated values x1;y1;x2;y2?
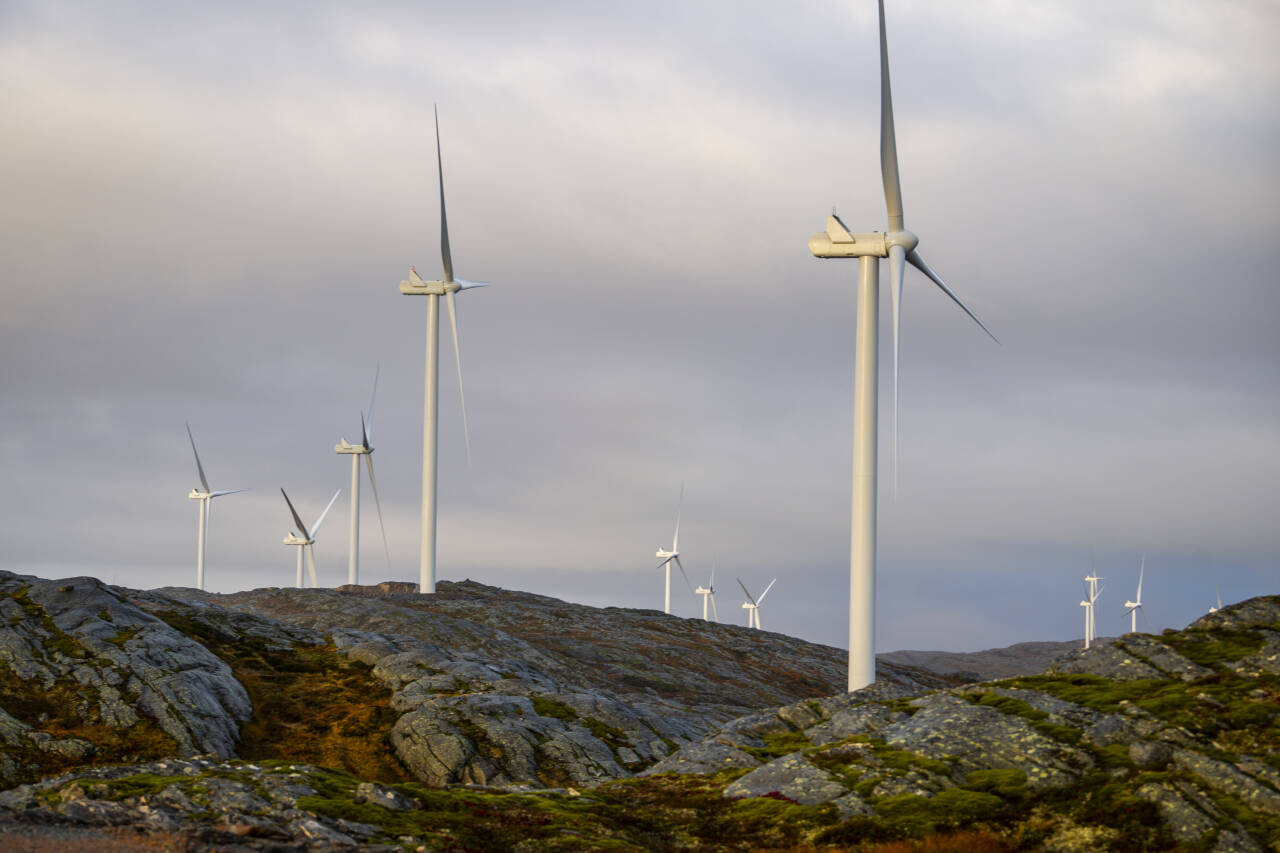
736;577;757;607
888;243;905;493
365;363;380;445
310;489;342;538
365;455;392;570
281;488;308;539
445;291;472;464
1137;556;1144;601
757;578;777;605
455;278;488;290
360;413;369;453
210;488;248;498
186;423;210;494
435;105;453;283
906;249;999;343
655;556;675;572
673;483;684;553
709;593;718;622
879;0;904;232
674;556;695;595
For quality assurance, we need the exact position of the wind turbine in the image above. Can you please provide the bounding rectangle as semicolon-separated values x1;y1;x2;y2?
653;485;688;615
1123;556;1145;633
398;106;487;594
806;0;998;691
334;365;391;585
1080;571;1103;649
281;488;341;589
738;578;776;630
185;423;247;591
1209;585;1222;613
695;563;718;622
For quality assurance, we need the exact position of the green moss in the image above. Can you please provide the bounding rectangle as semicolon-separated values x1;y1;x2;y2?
1160;629;1266;666
873;789;1005;837
741;729;813;761
91;773;191;800
963;768;1029;800
97;609;113;623
530;695;579;722
106;626;139;647
973;691;1050;721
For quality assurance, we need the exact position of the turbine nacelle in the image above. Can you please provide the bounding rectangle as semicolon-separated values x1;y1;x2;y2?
283;533;313;546
334;438;370;455
656;547;677;560
809;216;888;259
400;269;489;296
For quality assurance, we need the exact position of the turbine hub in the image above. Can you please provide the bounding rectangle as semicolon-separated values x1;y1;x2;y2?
884;229;919;253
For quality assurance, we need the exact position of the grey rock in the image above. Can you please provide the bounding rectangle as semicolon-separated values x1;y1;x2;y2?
1048;642;1166;681
723;752;847;805
642;739;761;775
1135;782;1217;842
1129;740;1173;769
354;781;419;811
1116;636;1213;681
1172;748;1280;815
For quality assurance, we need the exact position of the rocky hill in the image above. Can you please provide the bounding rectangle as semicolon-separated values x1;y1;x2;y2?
0;569;1277;851
879;639;1095;682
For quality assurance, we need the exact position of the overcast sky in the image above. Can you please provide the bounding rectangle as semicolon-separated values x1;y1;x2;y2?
2;0;1277;655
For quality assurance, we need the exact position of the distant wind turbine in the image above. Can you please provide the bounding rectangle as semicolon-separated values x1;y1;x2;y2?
1209;585;1222;613
334;365;391;585
695;563;718;622
738;577;777;630
1123;556;1145;633
654;485;687;615
398;106;487;595
806;0;998;691
281;488;341;589
1080;571;1103;649
185;423;247;591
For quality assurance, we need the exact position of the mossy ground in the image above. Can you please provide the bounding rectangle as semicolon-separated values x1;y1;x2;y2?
154;610;408;782
0;588;180;782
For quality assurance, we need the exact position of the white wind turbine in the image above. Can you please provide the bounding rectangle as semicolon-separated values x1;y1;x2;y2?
1080;571;1103;649
738;578;776;630
806;0;998;691
334;365;391;585
695;564;718;622
398;106;487;595
1209;586;1222;613
185;423;247;591
281;488;341;589
1123;556;1145;633
653;486;688;615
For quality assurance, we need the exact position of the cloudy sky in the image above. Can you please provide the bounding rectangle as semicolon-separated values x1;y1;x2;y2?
3;0;1277;655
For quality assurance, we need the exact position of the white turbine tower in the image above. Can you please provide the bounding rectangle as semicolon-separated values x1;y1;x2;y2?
807;0;997;692
185;423;247;591
1123;556;1145;633
334;365;391;585
738;578;777;630
695;564;718;622
281;488;341;589
654;486;687;615
398;106;487;595
1080;571;1103;649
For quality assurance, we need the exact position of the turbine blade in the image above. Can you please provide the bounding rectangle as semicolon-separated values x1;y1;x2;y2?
736;577;757;607
186;423;210;494
306;544;319;588
1137;556;1144;601
365;454;392;570
879;0;904;232
709;593;718;622
455;278;488;290
445;290;472;464
435;105;453;283
365;362;380;445
310;489;342;538
674;556;695;595
210;488;248;498
888;243;905;494
708;561;716;589
360;413;369;453
655;556;675;572
281;488;308;538
673;483;684;553
906;249;999;343
757;577;777;605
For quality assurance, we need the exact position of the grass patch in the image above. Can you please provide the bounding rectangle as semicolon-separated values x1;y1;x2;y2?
740;729;813;761
530;695;579;722
972;692;1049;721
1160;628;1267;666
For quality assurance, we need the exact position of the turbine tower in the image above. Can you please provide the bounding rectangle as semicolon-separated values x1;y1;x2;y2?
695;564;718;622
1209;586;1222;613
398;106;487;594
334;365;391;585
1123;556;1145;633
807;0;998;691
281;488;341;589
653;486;687;615
185;423;247;591
1080;571;1103;649
738;578;777;630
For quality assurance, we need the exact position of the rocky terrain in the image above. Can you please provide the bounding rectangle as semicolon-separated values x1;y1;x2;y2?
879;640;1094;682
0;568;1277;851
